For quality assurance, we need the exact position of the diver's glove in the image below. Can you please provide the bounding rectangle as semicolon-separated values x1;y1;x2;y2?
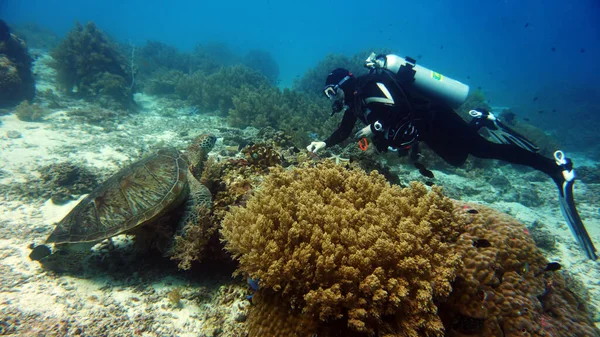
306;141;326;153
554;150;597;260
355;124;374;138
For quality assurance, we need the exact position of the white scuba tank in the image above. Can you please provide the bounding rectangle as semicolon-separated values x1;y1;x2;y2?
365;53;469;108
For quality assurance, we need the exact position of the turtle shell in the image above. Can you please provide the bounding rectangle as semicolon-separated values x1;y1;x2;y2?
45;147;189;244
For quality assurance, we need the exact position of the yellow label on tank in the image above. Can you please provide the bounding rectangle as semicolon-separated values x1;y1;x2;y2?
431;71;443;81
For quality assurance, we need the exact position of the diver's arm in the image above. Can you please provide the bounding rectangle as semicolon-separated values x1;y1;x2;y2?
323;108;357;147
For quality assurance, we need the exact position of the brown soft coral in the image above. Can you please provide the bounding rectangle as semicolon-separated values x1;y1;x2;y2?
441;203;600;337
221;163;464;336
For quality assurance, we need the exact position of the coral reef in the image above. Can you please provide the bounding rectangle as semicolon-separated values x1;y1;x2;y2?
0;20;35;107
50;21;133;110
175;65;270;114
457;90;490;117
440;203;599;337
228;85;337;146
143;69;186;97
7;22;60;50
220;163;600;336
138;40;191;74
221;163;464;336
293;50;384;96
243;49;279;84
241;142;283;169
497;108;562;157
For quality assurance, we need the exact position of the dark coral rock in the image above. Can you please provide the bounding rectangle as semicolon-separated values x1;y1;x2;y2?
529;223;557;252
0;20;35;107
40;162;99;202
576;165;600;184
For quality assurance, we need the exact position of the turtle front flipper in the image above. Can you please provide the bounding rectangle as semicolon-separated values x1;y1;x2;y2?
167;176;214;270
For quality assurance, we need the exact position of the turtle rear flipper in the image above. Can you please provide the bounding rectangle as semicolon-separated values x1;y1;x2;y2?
29;244;52;261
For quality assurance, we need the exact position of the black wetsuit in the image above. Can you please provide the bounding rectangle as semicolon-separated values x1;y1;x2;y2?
324;72;564;186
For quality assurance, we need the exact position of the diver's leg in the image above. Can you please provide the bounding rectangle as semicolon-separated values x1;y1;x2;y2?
424;106;597;260
467;138;597;260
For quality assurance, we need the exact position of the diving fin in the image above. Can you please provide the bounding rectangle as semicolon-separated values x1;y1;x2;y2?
469;109;540;153
554;151;597;260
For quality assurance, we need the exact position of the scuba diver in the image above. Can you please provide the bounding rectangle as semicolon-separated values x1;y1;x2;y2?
306;53;597;260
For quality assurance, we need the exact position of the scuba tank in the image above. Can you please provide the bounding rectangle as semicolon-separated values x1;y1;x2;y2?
365;52;469;108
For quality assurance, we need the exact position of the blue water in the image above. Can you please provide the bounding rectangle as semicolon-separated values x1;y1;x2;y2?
2;0;599;147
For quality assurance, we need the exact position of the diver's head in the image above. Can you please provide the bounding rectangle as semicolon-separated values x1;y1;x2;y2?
324;68;355;115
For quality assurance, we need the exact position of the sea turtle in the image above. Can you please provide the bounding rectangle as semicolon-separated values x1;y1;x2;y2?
29;133;217;270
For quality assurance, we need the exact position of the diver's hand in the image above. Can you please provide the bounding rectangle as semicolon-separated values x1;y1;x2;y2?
306;141;326;153
355;125;373;138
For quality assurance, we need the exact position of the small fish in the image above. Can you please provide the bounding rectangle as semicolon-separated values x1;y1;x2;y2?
522;262;530;274
552;109;556;113
473;238;491;248
544;262;561;272
425;181;435;187
551;47;556;52
440;45;444;49
524;22;529;27
538;110;544;114
248;277;260;291
580;48;585;53
524;118;531;122
414;162;434;178
534;262;562;277
466;76;471;79
466;209;479;214
533;97;538;101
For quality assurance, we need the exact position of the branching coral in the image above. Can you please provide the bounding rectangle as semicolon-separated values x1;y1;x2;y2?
228;85;337;146
221;163;464;336
220;163;600;337
175;65;270;114
50;21;133;110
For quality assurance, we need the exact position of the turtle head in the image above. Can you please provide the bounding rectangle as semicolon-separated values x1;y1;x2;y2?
186;134;217;179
